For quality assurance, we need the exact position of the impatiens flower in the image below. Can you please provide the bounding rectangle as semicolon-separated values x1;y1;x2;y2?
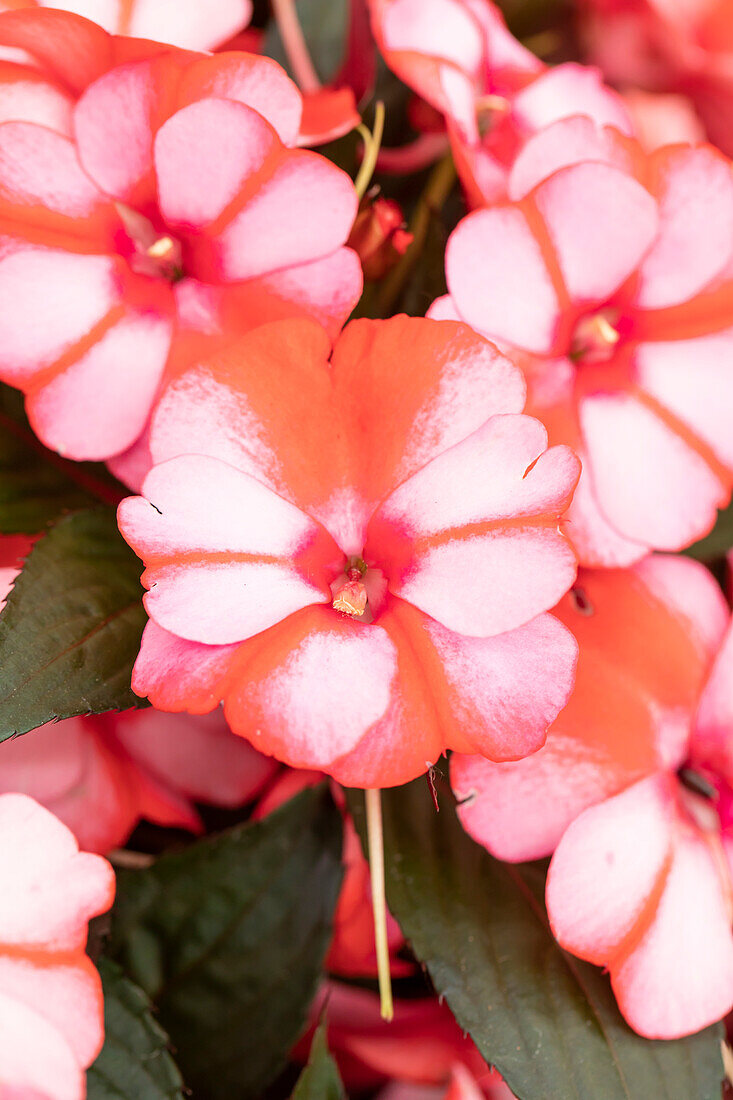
298;983;513;1098
0;533;277;853
452;555;733;1038
0;793;114;1099
0;11;361;461
0;707;278;853
117;315;581;787
255;768;408;977
438;121;733;564
577;0;733;156
0;0;251;51
368;0;631;203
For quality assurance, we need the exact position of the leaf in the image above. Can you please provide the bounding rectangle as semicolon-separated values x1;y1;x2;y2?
0;507;147;740
348;780;724;1100
263;0;349;84
109;785;344;1100
291;1021;345;1100
87;959;186;1100
685;500;733;562
0;383;122;534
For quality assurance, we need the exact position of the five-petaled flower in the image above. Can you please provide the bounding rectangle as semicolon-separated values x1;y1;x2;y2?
118;315;581;787
438;119;733;564
453;555;733;1038
0;16;361;461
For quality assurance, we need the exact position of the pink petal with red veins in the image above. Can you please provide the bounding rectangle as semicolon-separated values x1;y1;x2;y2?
533;162;658;304
427;611;577;761
132;620;240;713
512;63;633;136
0;988;83;1100
119;454;335;645
613;826;733;1039
0;955;103;1066
371;415;579;636
225;609;398;770
0;793;114;952
215;150;358;281
635;146;733;310
26;310;172;460
580;390;728;549
178;54;302;146
446;205;561;354
0;249;119;385
546;775;674;963
635;331;733;469
508;115;626;201
124;0;252;51
73;58;161;203
155;99;278;230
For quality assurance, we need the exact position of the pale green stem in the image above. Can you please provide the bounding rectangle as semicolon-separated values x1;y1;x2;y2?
354;101;386;200
365;787;393;1021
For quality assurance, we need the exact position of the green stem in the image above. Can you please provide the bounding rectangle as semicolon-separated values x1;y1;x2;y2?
374;153;457;317
354;101;386;200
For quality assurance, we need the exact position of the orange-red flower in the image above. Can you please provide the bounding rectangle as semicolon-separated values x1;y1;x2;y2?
118;315;580;787
453;556;733;1038
0;10;361;461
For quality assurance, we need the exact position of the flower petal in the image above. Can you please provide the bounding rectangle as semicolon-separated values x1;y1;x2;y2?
370;415;579;636
635;145;733;310
118;454;337;644
446;204;561;354
580;390;728;549
0;793;114;951
532;161;658;304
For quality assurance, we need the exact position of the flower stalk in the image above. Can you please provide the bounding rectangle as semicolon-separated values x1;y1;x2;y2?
365;787;394;1021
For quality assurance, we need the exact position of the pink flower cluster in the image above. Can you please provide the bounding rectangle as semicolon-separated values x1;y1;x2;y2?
1;0;733;1095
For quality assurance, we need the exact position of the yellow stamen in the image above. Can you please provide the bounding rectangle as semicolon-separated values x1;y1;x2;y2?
332;579;368;618
147;236;176;260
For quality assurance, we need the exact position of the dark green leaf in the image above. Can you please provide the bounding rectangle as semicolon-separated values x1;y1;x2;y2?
291;1021;345;1100
349;781;724;1100
685;500;733;562
0;507;147;740
263;0;349;84
109;785;344;1100
0;383;122;534
87;959;185;1100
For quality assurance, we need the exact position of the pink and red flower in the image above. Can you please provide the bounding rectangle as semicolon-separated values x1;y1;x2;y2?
117;315;581;787
368;0;631;203
0;10;361;462
439;121;733;564
452;555;733;1038
0;793;114;1099
577;0;733;157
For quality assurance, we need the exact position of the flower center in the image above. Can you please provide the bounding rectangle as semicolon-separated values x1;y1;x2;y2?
476;93;510;138
116;203;184;283
330;556;387;625
570;308;621;365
